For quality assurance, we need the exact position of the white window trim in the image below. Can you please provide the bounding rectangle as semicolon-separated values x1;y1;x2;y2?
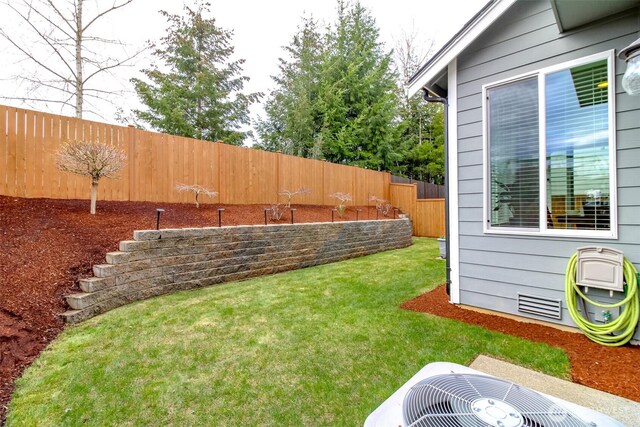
482;50;618;239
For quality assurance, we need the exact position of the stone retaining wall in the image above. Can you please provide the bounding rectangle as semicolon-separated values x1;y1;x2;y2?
62;219;412;323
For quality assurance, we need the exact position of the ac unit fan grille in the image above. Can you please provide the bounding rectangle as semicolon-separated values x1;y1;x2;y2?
402;373;591;427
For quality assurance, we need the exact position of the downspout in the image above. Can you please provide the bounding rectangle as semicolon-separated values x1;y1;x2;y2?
422;89;450;296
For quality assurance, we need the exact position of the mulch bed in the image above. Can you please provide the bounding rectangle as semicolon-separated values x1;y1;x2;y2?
0;195;389;424
2;196;639;424
402;286;640;402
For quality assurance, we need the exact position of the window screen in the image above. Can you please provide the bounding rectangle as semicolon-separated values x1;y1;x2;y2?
487;77;540;229
546;59;610;230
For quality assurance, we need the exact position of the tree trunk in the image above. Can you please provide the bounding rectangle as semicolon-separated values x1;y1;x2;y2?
90;179;98;214
75;0;84;118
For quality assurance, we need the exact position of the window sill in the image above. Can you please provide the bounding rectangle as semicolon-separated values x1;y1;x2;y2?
483;227;617;240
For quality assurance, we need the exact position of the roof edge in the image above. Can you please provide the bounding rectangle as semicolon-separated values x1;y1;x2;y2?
407;0;517;97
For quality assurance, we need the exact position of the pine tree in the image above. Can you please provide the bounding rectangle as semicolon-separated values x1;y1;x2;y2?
256;1;400;171
319;0;399;170
394;32;444;183
132;3;259;145
255;16;325;157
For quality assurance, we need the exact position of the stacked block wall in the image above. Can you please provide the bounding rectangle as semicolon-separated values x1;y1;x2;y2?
63;219;413;323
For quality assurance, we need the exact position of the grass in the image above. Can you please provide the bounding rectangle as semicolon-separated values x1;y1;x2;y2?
6;238;570;426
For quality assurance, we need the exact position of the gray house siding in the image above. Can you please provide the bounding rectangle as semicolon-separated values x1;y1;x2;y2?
454;0;640;337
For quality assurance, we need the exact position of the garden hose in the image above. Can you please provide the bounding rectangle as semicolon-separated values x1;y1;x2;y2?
565;253;639;346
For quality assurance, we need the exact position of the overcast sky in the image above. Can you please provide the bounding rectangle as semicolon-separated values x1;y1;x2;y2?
0;0;485;131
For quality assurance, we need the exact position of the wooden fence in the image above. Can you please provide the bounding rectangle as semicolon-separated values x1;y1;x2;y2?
391;175;445;199
389;183;445;237
0;105;389;206
0;104;445;237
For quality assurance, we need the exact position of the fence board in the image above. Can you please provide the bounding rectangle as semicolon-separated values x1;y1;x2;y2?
416;199;446;237
24;111;35;196
323;162;356;206
0;107;7;195
15;109;27;197
390;184;417;230
278;154;323;205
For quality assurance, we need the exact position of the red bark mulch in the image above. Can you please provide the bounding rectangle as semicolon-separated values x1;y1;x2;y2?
2;195;639;424
0;195;387;424
402;286;640;403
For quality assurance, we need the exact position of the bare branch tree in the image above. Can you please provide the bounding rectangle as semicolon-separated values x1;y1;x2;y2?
394;27;435;103
330;192;352;218
278;187;311;208
0;0;142;118
176;184;218;208
56;140;127;214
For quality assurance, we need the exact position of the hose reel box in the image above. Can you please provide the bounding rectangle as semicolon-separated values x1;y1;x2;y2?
576;246;624;293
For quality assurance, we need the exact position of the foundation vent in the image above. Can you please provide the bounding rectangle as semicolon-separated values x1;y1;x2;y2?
517;293;562;319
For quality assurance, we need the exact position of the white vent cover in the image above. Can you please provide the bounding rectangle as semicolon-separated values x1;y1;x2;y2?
517;293;562;320
576;247;624;292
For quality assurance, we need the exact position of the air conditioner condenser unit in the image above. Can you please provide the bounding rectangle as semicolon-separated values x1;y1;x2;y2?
365;362;624;427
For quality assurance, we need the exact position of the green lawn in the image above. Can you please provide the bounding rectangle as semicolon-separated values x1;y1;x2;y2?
7;238;569;426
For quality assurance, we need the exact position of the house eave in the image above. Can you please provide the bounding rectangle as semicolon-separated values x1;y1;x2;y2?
550;0;640;33
407;0;518;98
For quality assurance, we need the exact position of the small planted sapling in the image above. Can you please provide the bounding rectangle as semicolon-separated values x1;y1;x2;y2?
278;187;311;208
56;139;127;214
176;184;218;208
369;195;393;217
270;203;285;221
330;192;352;218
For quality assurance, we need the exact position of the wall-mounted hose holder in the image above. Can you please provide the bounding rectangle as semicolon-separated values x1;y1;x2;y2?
565;247;639;346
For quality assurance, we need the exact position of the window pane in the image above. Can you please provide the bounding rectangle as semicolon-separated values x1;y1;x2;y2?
488;78;540;229
546;59;610;231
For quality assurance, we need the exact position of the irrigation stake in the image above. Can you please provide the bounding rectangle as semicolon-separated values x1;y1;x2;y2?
332;209;336;222
356;209;362;221
217;208;225;227
156;208;165;230
290;209;296;224
264;208;269;225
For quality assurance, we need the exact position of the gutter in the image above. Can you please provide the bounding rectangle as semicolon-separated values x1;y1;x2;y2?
422;90;451;296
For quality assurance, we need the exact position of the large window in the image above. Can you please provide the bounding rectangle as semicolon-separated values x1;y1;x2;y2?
484;51;616;237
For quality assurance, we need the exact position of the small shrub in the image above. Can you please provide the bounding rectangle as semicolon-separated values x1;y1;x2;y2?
330;192;352;218
176;184;218;208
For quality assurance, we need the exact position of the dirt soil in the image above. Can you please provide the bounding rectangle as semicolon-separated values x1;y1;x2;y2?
402;286;640;403
0;195;390;424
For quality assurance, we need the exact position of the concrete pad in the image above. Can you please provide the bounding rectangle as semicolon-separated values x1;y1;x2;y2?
470;355;640;426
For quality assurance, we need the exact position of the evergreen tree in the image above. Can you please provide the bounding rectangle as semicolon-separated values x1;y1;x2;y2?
255;17;325;157
319;0;399;170
394;32;444;183
256;1;400;171
132;3;259;145
400;101;444;183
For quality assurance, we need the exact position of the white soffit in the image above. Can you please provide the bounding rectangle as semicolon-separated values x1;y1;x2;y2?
407;0;517;97
551;0;640;32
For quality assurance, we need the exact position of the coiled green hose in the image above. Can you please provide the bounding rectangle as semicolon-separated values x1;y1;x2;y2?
565;253;639;346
